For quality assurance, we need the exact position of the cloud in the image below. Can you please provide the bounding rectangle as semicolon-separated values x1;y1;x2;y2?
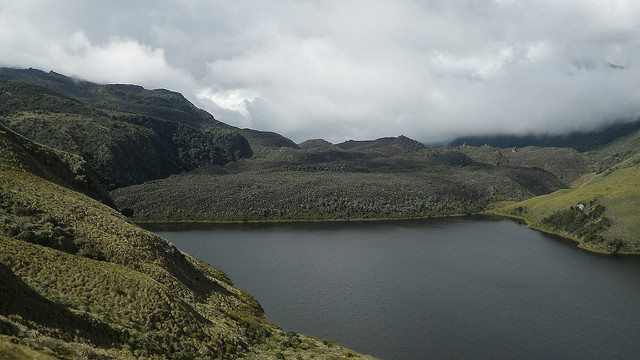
0;1;198;95
196;88;258;117
54;32;193;89
1;0;640;143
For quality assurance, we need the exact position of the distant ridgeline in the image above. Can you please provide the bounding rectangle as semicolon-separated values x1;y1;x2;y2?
449;120;640;151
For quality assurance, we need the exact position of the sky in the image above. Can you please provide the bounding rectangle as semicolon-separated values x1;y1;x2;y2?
1;0;640;144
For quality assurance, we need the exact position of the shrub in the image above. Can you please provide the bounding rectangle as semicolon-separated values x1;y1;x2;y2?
542;200;610;242
120;207;134;218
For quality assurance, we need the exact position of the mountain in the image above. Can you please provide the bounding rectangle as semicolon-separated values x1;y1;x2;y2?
0;67;225;128
335;135;427;155
0;71;249;190
491;155;640;254
111;137;578;222
0;123;113;207
448;120;640;151
0;109;374;359
490;129;640;253
0;68;301;190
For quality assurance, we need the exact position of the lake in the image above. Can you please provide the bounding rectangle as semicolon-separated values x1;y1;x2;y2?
148;216;640;360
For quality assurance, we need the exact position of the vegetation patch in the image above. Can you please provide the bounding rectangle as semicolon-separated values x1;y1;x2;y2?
112;145;571;223
540;201;610;243
585;127;640;173
493;153;640;253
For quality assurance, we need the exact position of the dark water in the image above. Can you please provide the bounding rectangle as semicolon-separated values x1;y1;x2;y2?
149;217;640;360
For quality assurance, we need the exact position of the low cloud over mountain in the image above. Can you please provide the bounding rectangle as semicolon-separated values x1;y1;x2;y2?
2;0;639;143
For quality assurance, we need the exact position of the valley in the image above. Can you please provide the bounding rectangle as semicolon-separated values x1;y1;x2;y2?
2;68;638;252
1;67;639;359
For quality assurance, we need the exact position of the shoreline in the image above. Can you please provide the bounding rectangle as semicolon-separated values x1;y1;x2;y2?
134;211;503;227
134;211;637;255
483;210;634;255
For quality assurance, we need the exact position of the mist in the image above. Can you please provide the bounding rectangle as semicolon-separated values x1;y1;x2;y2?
2;0;639;143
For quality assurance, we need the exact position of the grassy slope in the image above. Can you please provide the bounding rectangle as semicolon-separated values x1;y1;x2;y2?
0;123;113;207
492;152;640;254
0;113;374;359
0;68;302;186
0;74;253;190
0;340;58;360
585;126;640;173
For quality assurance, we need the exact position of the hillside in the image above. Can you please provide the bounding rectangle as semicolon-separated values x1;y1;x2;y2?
454;145;588;187
0;67;225;129
491;130;640;253
111;138;577;222
0;118;373;358
0;123;113;207
449;119;640;151
584;127;640;173
0;68;303;190
0;73;251;190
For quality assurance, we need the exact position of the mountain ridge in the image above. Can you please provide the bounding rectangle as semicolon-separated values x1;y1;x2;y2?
0;68;301;190
448;119;640;151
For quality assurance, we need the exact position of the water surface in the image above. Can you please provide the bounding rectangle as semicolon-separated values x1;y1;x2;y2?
149;217;640;360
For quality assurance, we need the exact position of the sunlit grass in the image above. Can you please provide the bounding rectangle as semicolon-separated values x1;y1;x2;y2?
493;155;640;253
0;339;58;360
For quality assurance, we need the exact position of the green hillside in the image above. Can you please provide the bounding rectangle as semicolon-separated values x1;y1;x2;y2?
0;123;113;207
492;144;640;253
0;68;302;191
0;67;301;162
585;127;640;173
0;119;373;358
0;75;253;190
0;68;222;128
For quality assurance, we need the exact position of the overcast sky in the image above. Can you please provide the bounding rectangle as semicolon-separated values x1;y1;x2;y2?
1;0;640;144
